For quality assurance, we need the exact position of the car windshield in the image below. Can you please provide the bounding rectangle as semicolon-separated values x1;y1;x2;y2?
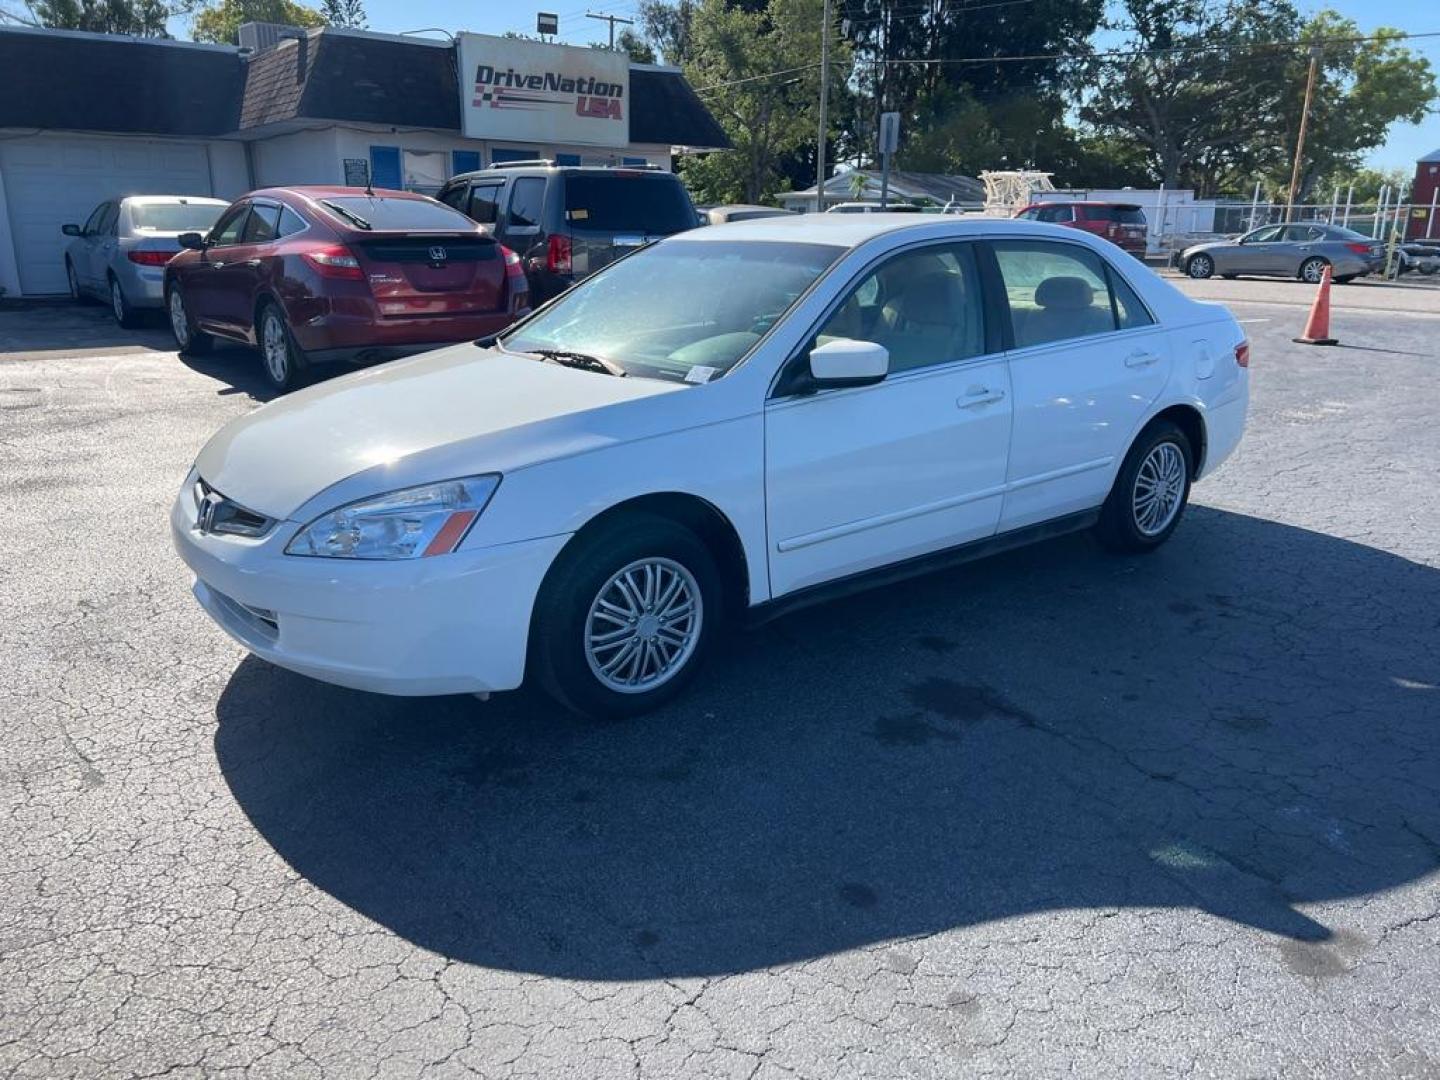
130;202;225;232
564;175;698;233
316;196;476;232
500;239;844;381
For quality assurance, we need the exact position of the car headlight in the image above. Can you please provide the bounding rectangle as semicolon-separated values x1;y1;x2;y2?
285;475;500;560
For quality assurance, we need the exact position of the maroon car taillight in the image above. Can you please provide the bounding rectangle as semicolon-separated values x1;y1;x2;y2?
127;250;177;266
299;244;365;281
1235;341;1250;368
546;234;573;275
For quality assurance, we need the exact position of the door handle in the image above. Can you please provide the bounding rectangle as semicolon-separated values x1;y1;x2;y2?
959;386;1006;408
209;262;226;269
1124;350;1159;368
244;259;262;268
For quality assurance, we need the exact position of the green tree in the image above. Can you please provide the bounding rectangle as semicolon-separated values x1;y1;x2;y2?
317;0;361;29
1079;2;1436;197
191;0;321;43
25;0;178;35
677;0;849;204
1269;13;1435;201
637;0;696;65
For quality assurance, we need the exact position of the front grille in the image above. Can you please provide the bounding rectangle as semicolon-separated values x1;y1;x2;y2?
192;478;275;538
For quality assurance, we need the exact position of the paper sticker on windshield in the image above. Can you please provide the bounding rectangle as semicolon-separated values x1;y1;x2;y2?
568;209;589;221
685;366;718;385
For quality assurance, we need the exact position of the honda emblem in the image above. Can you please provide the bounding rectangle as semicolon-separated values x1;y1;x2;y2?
196;491;223;534
428;246;447;262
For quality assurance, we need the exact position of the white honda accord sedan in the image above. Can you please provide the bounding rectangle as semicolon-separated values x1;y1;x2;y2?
172;215;1248;717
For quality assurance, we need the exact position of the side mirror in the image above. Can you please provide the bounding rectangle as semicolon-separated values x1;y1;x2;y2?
177;232;207;250
61;224;82;237
808;338;889;389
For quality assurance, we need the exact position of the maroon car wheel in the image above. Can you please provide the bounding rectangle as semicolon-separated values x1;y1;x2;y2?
258;303;307;392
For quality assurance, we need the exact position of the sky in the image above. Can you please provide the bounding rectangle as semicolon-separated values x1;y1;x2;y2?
197;0;1440;171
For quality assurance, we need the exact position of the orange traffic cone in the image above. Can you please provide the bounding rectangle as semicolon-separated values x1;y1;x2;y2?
1293;264;1338;345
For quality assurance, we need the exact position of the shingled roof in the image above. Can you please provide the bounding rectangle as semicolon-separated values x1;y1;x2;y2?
0;26;730;150
240;31;461;132
0;26;242;137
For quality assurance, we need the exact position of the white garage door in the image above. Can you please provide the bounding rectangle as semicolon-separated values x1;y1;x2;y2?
1;134;213;295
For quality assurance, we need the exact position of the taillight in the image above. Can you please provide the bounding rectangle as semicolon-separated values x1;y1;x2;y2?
546;234;572;275
500;245;525;280
1234;341;1250;368
127;250;177;266
299;244;364;280
1345;243;1371;255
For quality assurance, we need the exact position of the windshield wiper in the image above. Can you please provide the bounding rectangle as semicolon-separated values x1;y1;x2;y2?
531;349;627;377
320;200;372;230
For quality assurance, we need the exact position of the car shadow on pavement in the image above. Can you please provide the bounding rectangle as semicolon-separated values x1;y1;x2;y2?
214;507;1440;980
177;348;279;403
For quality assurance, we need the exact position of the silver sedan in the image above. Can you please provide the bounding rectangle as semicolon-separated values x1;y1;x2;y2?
63;196;228;327
1180;223;1383;284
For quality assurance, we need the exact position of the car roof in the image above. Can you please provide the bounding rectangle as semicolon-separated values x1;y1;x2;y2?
120;195;229;205
681;213;1097;247
251;186;431;201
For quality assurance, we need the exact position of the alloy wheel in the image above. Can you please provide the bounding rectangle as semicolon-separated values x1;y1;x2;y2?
1132;441;1187;537
584;557;703;694
1301;258;1326;284
1187;255;1213;279
262;313;289;386
168;290;189;347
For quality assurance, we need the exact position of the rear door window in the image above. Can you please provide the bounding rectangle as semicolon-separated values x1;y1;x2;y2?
506;178;546;229
563;175;695;233
468;183;503;225
993;240;1120;348
438;185;467;211
241;203;281;244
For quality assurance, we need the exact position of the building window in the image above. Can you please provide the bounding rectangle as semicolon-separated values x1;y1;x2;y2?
555;153;581;167
369;146;401;189
452;150;481;176
403;150;447;194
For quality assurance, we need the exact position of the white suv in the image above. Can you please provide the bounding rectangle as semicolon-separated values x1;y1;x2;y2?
172;214;1249;718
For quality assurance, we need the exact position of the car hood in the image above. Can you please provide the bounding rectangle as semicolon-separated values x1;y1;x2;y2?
194;345;684;520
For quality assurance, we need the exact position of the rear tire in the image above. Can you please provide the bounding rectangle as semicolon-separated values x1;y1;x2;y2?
109;275;140;329
1299;256;1328;284
530;514;723;720
1095;421;1194;554
257;302;308;393
167;285;212;355
1185;254;1215;279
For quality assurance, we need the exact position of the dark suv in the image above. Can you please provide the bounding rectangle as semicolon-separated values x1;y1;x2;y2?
437;162;699;303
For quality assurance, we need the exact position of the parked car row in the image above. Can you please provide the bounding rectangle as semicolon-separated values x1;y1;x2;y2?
63;162;714;392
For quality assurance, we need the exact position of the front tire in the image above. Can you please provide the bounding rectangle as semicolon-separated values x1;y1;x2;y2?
1185;254;1215;279
167;285;212;355
109;276;140;329
258;302;308;393
66;259;85;302
530;514;723;720
1096;421;1194;553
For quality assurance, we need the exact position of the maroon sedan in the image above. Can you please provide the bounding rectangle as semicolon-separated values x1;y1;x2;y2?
164;186;529;391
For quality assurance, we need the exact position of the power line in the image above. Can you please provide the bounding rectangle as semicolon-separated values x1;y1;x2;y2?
690;26;1440;95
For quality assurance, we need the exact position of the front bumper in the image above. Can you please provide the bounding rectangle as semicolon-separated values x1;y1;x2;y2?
171;486;569;696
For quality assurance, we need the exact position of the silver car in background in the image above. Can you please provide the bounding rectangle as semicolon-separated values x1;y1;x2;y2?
1180;222;1383;284
62;196;228;326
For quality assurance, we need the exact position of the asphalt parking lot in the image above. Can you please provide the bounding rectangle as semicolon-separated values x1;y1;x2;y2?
2;279;1439;1078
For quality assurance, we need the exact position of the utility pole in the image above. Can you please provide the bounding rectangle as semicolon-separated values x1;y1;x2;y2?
815;0;832;212
585;10;633;49
1285;45;1322;222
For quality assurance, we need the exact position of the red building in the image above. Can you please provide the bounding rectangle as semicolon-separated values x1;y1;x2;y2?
1409;148;1440;240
